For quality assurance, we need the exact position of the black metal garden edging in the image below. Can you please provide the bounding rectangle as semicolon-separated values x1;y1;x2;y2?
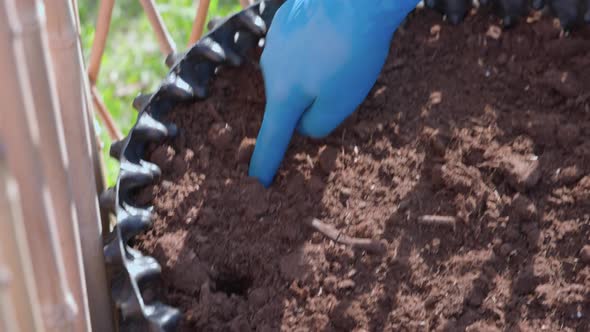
98;1;588;331
99;1;285;331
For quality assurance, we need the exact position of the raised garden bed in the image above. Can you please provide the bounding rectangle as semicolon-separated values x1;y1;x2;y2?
122;6;590;332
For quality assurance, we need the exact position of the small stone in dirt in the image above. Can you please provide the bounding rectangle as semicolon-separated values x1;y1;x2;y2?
236;137;256;164
208;122;234;150
510;194;538;223
580;245;590;264
318;146;338;174
499;153;541;192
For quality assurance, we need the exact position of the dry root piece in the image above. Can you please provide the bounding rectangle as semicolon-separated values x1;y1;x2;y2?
306;218;386;255
418;215;458;230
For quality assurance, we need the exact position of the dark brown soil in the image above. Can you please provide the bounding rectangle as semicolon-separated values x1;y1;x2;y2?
134;9;590;332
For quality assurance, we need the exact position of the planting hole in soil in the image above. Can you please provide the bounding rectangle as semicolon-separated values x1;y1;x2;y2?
213;272;254;297
134;9;590;332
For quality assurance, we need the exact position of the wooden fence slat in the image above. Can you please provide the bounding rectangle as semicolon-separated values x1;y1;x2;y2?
0;9;76;332
43;0;116;330
0;146;46;332
1;0;90;330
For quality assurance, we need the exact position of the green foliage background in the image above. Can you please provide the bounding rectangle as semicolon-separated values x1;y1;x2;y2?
79;0;242;186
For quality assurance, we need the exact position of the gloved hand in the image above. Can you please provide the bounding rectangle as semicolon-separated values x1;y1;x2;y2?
248;0;419;187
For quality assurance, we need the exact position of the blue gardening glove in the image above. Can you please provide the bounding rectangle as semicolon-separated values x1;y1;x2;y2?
248;0;419;187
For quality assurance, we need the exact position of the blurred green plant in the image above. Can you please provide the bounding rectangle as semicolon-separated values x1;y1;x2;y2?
79;0;243;187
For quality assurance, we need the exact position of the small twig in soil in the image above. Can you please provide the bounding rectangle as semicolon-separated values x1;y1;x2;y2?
417;215;457;230
306;218;386;254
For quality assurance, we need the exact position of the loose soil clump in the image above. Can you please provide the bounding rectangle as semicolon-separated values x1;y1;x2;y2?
135;9;590;331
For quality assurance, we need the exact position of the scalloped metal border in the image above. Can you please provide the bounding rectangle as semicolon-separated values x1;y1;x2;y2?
97;1;588;330
99;1;285;330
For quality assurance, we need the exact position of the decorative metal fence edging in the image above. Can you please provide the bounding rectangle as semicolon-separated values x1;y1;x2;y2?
99;1;285;330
